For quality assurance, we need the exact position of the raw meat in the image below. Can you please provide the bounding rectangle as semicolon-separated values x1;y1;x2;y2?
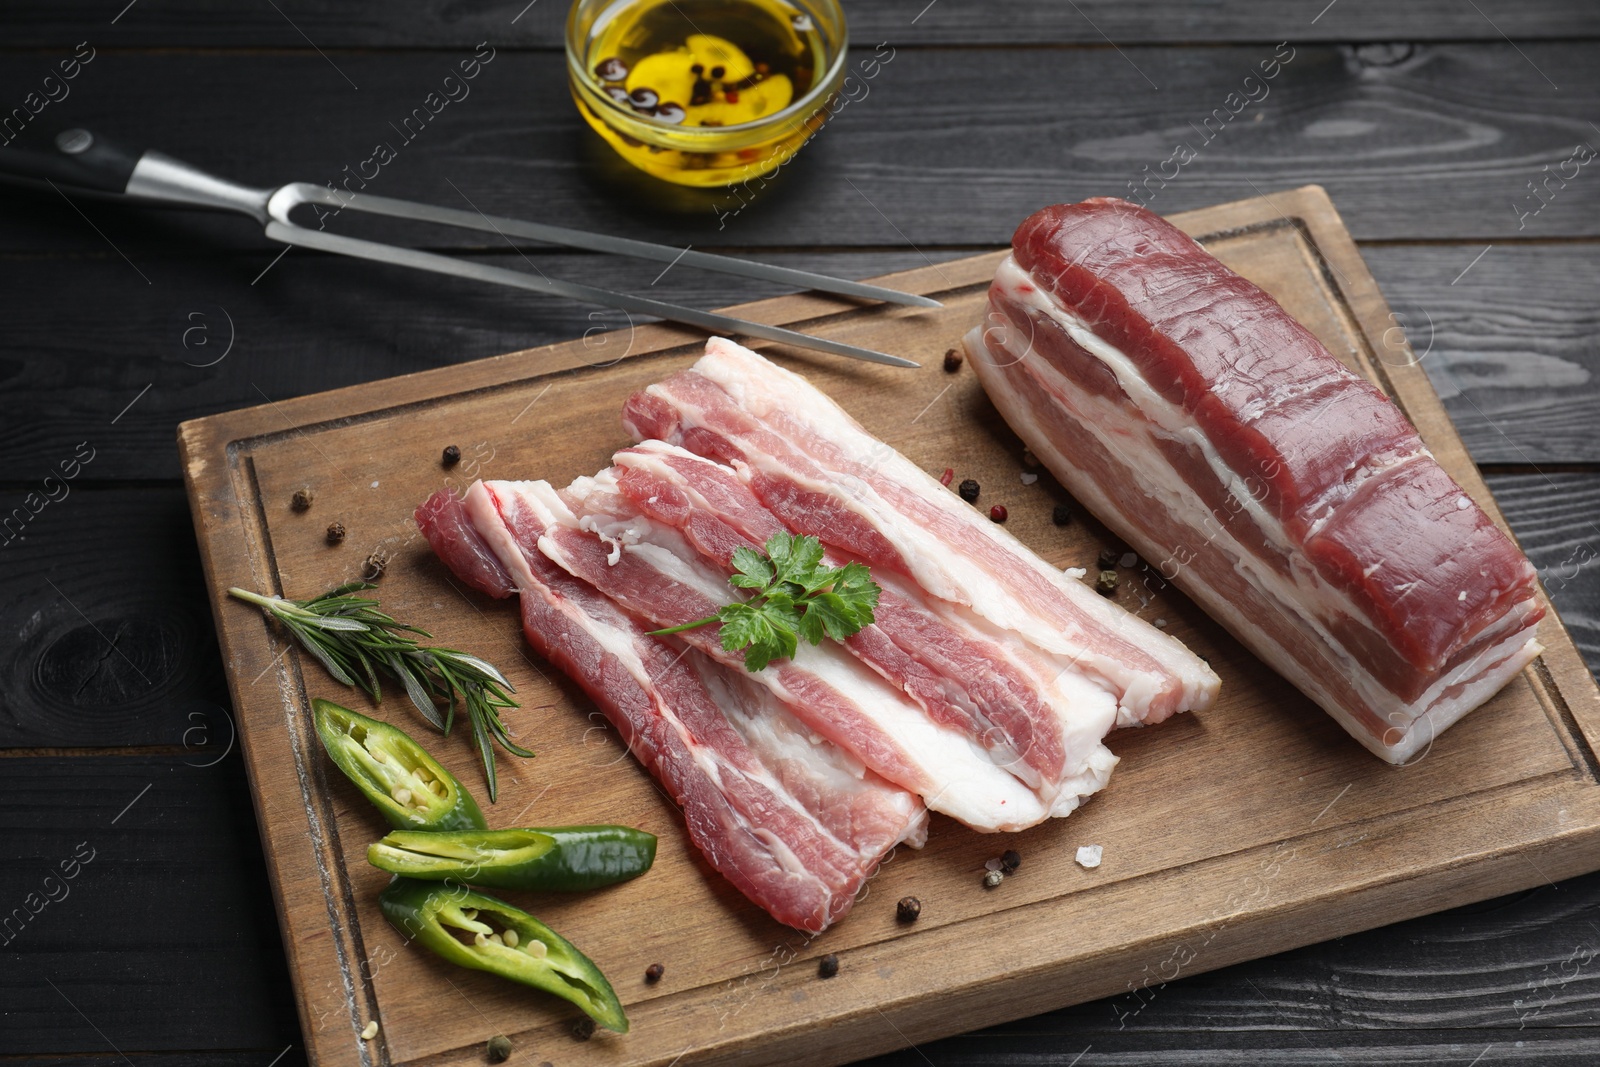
611;439;1120;819
622;336;1220;728
416;485;928;931
964;197;1544;762
519;470;1057;832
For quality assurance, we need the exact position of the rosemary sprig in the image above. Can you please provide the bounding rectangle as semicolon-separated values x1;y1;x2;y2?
228;582;532;801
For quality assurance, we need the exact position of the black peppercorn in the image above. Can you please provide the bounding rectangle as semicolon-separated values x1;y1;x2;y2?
1097;547;1120;569
487;1034;514;1063
291;486;314;511
326;521;346;545
958;479;980;503
943;347;964;373
442;444;461;467
896;896;921;923
1052;503;1072;527
595;56;629;82
1001;849;1021;872
363;550;389;581
571;1016;596;1041
1095;569;1119;597
645;962;664;983
818;953;839;979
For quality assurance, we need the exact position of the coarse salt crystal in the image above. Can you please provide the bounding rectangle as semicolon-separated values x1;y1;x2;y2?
1153;618;1168;629
1075;845;1103;869
1063;566;1086;580
1020;472;1039;485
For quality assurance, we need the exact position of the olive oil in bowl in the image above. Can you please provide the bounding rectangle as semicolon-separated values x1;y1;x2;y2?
566;0;846;187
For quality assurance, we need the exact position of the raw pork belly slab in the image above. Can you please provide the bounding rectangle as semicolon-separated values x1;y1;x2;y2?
964;196;1544;763
623;337;1219;729
522;470;1055;832
611;440;1120;819
415;484;927;932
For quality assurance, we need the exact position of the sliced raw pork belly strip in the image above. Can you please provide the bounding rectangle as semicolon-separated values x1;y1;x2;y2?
622;337;1219;728
415;484;926;932
517;470;1054;832
967;197;1544;762
612;439;1120;818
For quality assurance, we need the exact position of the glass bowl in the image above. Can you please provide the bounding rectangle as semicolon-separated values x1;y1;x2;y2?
566;0;847;187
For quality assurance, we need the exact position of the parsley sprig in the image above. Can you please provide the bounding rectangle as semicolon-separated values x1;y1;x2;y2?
650;533;881;671
228;582;531;800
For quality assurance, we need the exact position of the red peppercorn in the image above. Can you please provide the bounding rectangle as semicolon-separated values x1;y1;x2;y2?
989;505;1008;523
725;90;740;103
939;467;954;486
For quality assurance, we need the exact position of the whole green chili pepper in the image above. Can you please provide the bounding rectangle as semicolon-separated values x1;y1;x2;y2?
368;826;656;891
312;698;486;831
379;877;628;1033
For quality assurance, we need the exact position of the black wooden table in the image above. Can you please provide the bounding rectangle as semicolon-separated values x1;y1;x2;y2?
4;2;1599;1064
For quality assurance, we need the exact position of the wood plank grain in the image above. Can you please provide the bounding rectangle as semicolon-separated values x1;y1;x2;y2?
1486;473;1600;671
4;240;1599;485
1365;244;1600;467
0;42;1594;258
6;0;1597;48
0;755;301;1055
0;486;233;749
0;250;950;481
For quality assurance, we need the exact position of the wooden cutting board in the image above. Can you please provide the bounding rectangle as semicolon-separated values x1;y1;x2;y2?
179;186;1600;1067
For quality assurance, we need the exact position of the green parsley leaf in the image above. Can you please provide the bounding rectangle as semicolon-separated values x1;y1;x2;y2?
728;546;774;590
648;533;882;671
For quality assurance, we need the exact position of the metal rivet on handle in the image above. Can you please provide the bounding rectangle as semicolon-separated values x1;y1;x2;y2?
56;129;94;154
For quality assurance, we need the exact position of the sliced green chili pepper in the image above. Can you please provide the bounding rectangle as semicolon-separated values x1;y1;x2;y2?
379;877;628;1033
368;826;657;891
312;698;486;831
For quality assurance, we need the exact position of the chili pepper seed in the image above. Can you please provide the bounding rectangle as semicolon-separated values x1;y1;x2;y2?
503;929;519;948
360;1020;379;1040
291;486;314;511
442;444;461;467
487;1034;515;1063
896;896;922;923
989;504;1008;523
943;347;964;373
958;479;980;503
818;953;840;979
645;962;665;983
